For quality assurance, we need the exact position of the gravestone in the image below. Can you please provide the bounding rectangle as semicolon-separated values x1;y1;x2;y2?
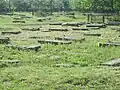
6;44;41;51
0;60;20;64
107;21;120;26
38;39;72;45
13;20;25;23
62;22;85;27
55;36;85;42
72;28;89;31
49;28;68;31
49;22;63;25
1;31;21;35
101;58;120;66
22;27;41;31
29;36;50;39
98;42;120;47
53;63;74;68
84;33;101;36
0;37;10;44
86;24;106;28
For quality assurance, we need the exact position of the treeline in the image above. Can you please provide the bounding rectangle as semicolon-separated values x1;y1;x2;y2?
0;0;120;13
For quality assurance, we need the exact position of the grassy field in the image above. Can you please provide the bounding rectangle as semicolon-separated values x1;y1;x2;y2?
0;12;120;90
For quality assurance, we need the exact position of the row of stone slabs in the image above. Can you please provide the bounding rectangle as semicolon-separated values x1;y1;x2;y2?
0;58;120;67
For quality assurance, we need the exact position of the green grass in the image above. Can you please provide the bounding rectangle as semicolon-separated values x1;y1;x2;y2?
0;12;120;90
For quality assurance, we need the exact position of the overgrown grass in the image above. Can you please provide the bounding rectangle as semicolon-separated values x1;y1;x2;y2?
0;12;120;90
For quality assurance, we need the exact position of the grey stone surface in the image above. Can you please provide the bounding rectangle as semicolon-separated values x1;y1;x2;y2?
38;39;72;45
102;58;120;66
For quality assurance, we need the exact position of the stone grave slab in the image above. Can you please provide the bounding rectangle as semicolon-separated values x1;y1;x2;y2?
86;24;106;28
62;22;85;27
0;60;21;64
72;28;89;31
98;42;120;47
13;20;25;23
22;27;41;31
53;63;74;68
38;39;72;45
55;36;85;42
1;31;21;35
29;36;50;39
49;22;63;25
6;44;41;51
49;28;68;31
84;33;101;36
0;37;10;44
107;21;120;26
101;58;120;66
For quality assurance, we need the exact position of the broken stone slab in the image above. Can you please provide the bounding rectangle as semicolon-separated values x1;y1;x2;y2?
72;28;89;31
62;22;85;27
49;22;63;25
86;24;106;28
0;37;10;44
38;39;72;45
98;42;120;47
49;28;68;31
84;33;101;36
13;20;25;23
53;63;75;68
1;31;21;35
101;58;120;66
55;36;85;42
5;44;41;51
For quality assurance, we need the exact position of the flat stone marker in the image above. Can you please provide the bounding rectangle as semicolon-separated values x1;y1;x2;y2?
72;28;89;31
38;39;72;45
86;24;106;28
1;31;21;35
84;33;101;36
101;58;120;66
55;36;85;42
0;37;10;44
98;42;120;47
13;20;25;23
49;28;68;31
6;44;41;51
0;60;21;64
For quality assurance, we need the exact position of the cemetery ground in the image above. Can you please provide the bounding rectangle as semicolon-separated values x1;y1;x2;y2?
0;12;120;90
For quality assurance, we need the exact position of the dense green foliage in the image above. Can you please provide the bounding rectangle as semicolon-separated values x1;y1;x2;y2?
0;0;120;13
